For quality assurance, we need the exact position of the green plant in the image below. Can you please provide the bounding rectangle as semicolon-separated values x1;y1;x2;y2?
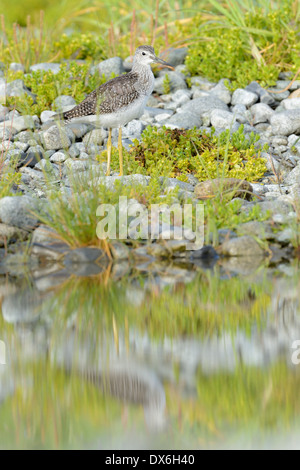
6;62;107;115
129;126;267;182
162;73;171;94
0;145;22;198
185;1;300;89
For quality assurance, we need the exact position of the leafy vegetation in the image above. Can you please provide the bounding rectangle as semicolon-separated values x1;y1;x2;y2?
128;126;267;182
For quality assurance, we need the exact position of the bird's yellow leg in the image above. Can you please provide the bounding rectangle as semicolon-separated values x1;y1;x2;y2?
106;128;112;176
118;127;123;176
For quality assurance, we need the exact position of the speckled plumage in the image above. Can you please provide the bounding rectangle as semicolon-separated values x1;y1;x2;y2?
60;46;160;126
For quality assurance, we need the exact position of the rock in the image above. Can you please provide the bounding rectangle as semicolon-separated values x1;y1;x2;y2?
40;110;56;123
83;128;107;145
180;96;228;118
237;221;273;240
232;88;258;107
165;111;202;129
14;130;39;144
110;241;130;260
31;225;70;260
275;228;294;245
190;76;216;90
162;178;194;192
210;109;236;128
9;62;24;72
93;174;150;189
64;159;88;172
210;79;231;104
0;196;40;230
241;200;294;218
42;124;72;150
171;89;192;107
124;119;144;136
49;151;67;163
0;128;12;140
268;88;290;101
245;81;276;107
153;71;187;94
53;95;77;111
158;47;188;67
250;103;274;124
195;178;253;200
66;122;90;139
96;57;124;79
0;223;28;246
146;243;169;258
0;115;36;132
0;79;29;101
30;63;61;74
282;98;300;110
63;247;108;264
270;110;300;136
24;145;44;166
220;235;265;257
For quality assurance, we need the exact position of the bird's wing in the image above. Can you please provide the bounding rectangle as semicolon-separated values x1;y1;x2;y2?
62;73;140;121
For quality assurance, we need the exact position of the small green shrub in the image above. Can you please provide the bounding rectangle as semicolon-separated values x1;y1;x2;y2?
185;5;300;89
6;62;107;115
128;125;267;183
52;33;107;61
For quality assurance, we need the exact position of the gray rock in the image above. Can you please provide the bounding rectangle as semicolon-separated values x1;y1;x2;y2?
237;221;273;240
0;222;28;246
250;103;274;124
221;235;265;257
165;111;202;129
64;159;88;172
241;199;294;218
110;241;130;260
245;81;276;107
40;110;56;123
53;95;77;111
270;110;300;136
2;290;43;323
0;196;40;230
93;174;150;189
0;79;27;101
124;119;145;136
162;178;194;192
153;71;187;94
64;247;108;264
96;57;124;79
268;88;290;101
9;62;24;72
180;96;228;119
159;47;188;67
30;63;61;74
190;76;216;90
66;122;90;139
14;130;39;144
275;228;294;245
50;151;68;163
171;89;191;107
210;79;231;104
210;109;236;128
232;88;258;107
42;124;72;150
83;128;107;145
0;115;36;132
282;98;300;110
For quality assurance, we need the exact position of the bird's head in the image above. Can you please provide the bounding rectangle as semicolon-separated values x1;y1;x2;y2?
134;45;174;70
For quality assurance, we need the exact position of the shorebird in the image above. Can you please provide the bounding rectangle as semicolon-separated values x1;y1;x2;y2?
56;45;173;176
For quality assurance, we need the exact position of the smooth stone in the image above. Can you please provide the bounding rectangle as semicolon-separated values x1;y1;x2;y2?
0;223;28;246
66;122;90;139
180;95;228;118
232;88;258;107
237;221;273;240
165;111;202;129
195;178;253;200
30;63;61;74
282;98;300;110
53;95;77;111
0;196;40;230
110;241;130;260
220;235;265;257
162;178;194;192
83;128;107;145
50;151;68;163
96;57;124;79
159;47;188;67
40;110;56;123
190;76;216;90
93;174;150;188
0;115;36;132
245;81;276;107
63;247;108;264
64;159;88;172
42;124;72;150
210;109;236;128
210;79;232;104
270;110;300;136
9;62;24;72
153;71;187;94
2;289;43;323
250;103;274;124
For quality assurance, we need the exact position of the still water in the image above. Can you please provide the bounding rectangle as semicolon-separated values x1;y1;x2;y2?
0;255;300;449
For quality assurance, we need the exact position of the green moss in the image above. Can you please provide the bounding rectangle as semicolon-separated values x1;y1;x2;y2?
128;126;267;183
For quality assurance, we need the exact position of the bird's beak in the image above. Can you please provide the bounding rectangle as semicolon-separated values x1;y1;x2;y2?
152;56;175;70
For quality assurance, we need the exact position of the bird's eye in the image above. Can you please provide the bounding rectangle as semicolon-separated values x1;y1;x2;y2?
142;52;146;56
